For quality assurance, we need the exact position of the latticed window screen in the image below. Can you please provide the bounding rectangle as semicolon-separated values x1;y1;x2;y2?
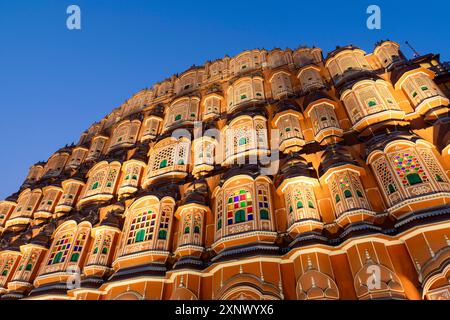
344;94;363;123
205;97;220;115
101;235;111;254
127;209;157;245
112;125;128;146
391;150;429;186
151;144;175;172
339;55;358;71
0;204;10;224
417;149;448;183
70;232;88;262
255;121;268;148
193;213;201;234
359;87;383;112
47;232;74;265
350;172;366;201
373;157;399;196
257;186;270;220
216;194;223;231
377;85;399;109
235;83;251;104
226;189;253;225
0;257;14;277
183;214;191;234
158;206;171;240
285;191;294;224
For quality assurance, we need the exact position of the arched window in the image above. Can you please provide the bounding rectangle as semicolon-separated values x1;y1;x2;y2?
135;229;145;242
127;209;157;245
226;189;253;226
159;159;167;168
47;232;74;265
226;77;265;112
344;189;353;198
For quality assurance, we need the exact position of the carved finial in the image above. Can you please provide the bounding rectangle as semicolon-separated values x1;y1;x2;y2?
311;276;316;288
427;242;435;258
307;256;314;270
278;280;284;300
365;249;372;263
261;273;265;282
414;258;421;272
179;276;185;288
445;235;450;246
239;265;243;274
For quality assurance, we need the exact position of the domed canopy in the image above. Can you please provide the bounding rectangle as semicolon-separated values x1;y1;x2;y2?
325;45;362;61
275;153;317;188
303;90;334;110
390;63;420;86
221;164;261;183
318;144;360;176
274;99;302;114
100;209;124;229
365;129;421;158
30;221;56;247
181;180;209;207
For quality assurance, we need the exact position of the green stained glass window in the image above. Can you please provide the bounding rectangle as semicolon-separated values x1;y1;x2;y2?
91;181;99;190
158;229;167;240
388;184;396;194
53;251;63;264
135;229;145;242
175;114;182;121
344;190;352;198
407;173;422;185
70;253;80;262
159;159;168;168
335;194;341;203
238;137;248;146
297;201;303;209
235;209;246;223
260;209;269;220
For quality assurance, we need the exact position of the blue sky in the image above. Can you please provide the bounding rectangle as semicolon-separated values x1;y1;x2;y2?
0;0;448;199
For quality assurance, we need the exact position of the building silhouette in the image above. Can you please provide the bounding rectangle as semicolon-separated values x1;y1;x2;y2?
0;40;449;300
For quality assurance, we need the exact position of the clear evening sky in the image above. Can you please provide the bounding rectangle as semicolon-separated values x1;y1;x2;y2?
0;0;448;199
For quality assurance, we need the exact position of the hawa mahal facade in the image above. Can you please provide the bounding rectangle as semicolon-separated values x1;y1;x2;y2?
0;41;450;300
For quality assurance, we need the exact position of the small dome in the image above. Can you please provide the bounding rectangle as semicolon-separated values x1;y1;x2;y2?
275;153;317;187
274;99;301;114
390;63;419;85
101;209;124;229
303;90;333;110
318;144;359;176
325;45;361;61
365;129;420;157
181;180;209;206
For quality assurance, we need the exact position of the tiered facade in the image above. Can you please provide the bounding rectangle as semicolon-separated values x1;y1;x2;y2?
1;41;450;300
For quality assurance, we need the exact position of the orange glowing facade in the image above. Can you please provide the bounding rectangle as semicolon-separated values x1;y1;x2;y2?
0;41;450;300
